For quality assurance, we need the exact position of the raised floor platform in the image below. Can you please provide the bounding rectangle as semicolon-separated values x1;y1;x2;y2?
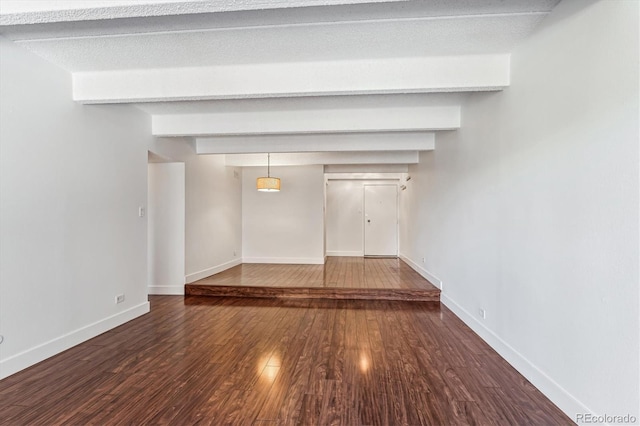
186;257;440;302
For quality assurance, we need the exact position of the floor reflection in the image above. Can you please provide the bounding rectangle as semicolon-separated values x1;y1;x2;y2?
191;257;437;291
258;352;281;384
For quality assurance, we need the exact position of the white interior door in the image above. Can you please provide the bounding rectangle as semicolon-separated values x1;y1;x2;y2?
364;184;398;256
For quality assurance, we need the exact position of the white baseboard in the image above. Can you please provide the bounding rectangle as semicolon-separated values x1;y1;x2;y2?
326;250;364;257
185;258;242;283
441;294;592;423
399;254;443;289
0;301;150;380
242;257;325;265
148;285;184;295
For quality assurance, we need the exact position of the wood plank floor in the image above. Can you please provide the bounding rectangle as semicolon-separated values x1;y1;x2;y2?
0;296;571;425
187;257;441;302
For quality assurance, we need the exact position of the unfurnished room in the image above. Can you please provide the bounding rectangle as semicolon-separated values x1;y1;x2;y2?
0;0;638;424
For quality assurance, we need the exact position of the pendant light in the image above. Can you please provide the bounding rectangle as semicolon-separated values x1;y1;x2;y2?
256;153;280;192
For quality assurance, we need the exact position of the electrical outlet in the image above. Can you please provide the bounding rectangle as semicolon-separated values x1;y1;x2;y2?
421;257;426;264
138;206;145;217
479;308;486;319
233;251;237;257
115;294;125;304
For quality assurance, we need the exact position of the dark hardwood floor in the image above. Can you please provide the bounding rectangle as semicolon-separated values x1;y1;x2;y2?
187;257;441;302
0;296;571;425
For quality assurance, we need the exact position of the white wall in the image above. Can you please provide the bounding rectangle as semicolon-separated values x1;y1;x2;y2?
0;36;151;378
0;37;243;377
147;162;185;294
183;154;242;282
242;165;324;264
146;140;243;284
400;0;639;420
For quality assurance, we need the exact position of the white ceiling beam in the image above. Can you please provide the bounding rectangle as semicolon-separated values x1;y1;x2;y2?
152;106;458;137
224;151;419;167
196;132;435;154
73;55;509;104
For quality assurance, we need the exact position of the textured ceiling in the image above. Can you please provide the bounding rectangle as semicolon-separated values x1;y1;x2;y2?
0;0;560;26
0;0;401;24
0;0;561;164
1;0;560;72
12;14;547;71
